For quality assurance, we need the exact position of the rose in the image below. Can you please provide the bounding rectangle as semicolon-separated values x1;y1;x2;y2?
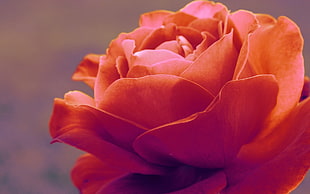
49;1;310;193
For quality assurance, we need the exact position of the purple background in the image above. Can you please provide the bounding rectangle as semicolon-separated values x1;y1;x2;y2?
0;0;309;193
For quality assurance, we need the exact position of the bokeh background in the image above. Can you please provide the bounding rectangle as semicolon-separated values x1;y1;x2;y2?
0;0;309;193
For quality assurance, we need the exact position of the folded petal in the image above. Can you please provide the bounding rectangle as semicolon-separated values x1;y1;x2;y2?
49;98;168;175
224;98;310;194
181;32;238;95
98;75;214;129
134;75;278;168
72;54;101;88
235;16;304;135
71;154;126;194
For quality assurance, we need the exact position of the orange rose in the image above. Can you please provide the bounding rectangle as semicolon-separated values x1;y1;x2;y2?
49;1;310;193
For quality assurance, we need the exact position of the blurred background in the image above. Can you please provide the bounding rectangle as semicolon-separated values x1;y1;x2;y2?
0;0;309;193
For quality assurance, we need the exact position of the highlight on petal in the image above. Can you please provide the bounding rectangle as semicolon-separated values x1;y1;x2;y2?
134;75;278;168
64;90;95;106
71;154;126;194
49;98;168;175
139;10;172;28
180;0;228;20
156;40;183;55
130;49;184;67
223;98;310;194
181;31;238;95
72;54;101;88
97;74;214;129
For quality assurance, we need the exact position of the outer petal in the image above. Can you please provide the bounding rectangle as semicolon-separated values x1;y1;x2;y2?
181;32;238;95
224;98;310;194
235;16;304;136
49;97;168;175
97;75;214;129
71;154;126;194
72;54;100;88
134;75;278;168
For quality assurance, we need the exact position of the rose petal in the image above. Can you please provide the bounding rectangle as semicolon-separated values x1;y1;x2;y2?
72;54;100;88
139;10;173;28
235;16;304;136
180;1;228;20
71;154;126;194
134;75;278;168
189;18;220;39
185;32;217;61
98;74;214;129
163;12;197;26
98;167;226;194
49;98;168;175
181;31;238;95
224;98;310;193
